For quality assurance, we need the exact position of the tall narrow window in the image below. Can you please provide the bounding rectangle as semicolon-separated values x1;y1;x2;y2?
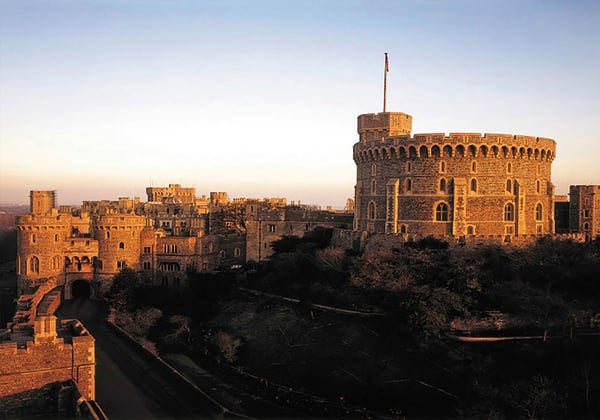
406;162;412;173
506;179;512;193
119;242;125;249
29;256;39;274
471;161;477;172
440;161;446;173
536;180;541;193
470;178;478;192
504;203;515;221
371;163;377;176
439;178;446;192
507;162;512;174
435;203;449;221
535;203;543;221
406;178;412;192
371;179;376;194
368;202;376;219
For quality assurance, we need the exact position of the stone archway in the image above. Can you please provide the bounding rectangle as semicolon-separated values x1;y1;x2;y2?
71;280;91;299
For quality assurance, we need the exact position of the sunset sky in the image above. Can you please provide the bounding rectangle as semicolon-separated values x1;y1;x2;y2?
1;0;599;208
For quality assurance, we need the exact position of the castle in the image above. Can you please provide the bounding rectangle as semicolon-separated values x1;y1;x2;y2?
352;111;598;244
15;185;352;300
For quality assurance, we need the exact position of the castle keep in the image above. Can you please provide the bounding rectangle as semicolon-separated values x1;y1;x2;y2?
353;112;557;241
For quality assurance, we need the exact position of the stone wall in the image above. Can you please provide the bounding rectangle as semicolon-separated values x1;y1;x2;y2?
0;316;95;401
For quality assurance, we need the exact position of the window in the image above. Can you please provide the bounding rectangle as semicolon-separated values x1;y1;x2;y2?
371;163;377;176
119;242;125;249
439;161;446;173
507;162;512;174
536;180;541;193
435;203;449;221
439;178;446;192
143;246;151;254
406;162;412;173
31;233;36;244
371;179;376;194
368;201;376;219
117;260;127;269
54;234;59;242
159;262;180;272
219;250;226;258
536;225;543;234
535;203;543;221
96;260;103;270
53;256;61;270
268;224;276;233
164;244;178;253
143;261;151;270
467;225;475;235
406;178;412;192
400;224;407;234
584;210;590;218
234;248;241;257
504;203;515;221
470;178;478;192
29;256;39;274
106;231;110;239
584;222;590;231
506;179;512;193
471;161;477;172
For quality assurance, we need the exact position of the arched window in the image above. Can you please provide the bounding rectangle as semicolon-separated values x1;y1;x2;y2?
368;202;376;219
435;203;449;221
440;161;446;173
535;203;543;221
471;161;477;172
467;225;475;235
371;179;376;194
29;256;39;274
371;163;377;176
406;162;412;173
406;178;412;192
470;178;478;192
504;203;515;221
536;180;541;193
54;234;59;242
507;162;512;173
106;231;110;239
439;178;446;192
119;242;125;249
583;222;590;231
506;179;512;193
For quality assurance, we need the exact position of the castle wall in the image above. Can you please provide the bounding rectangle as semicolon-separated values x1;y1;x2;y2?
354;126;556;238
0;317;95;401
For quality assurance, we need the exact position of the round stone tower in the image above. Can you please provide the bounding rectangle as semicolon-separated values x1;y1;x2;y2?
353;112;556;240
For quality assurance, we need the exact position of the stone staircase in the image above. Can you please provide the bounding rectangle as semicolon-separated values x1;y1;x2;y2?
37;287;62;316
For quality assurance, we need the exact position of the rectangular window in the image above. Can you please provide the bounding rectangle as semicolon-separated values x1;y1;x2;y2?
144;246;151;253
268;224;276;233
143;261;151;270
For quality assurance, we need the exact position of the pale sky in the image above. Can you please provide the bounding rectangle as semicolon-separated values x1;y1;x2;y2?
1;0;599;208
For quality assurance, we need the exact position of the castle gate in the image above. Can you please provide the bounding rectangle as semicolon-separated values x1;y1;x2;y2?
70;279;91;299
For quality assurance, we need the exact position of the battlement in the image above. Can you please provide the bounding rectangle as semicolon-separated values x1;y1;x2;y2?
354;131;556;163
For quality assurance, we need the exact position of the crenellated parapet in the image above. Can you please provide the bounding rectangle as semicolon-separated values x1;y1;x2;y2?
353;132;556;163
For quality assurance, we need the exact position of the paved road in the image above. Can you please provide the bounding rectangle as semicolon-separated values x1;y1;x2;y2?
56;299;219;419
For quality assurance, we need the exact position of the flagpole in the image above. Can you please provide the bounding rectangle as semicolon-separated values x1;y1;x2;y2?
383;52;388;112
